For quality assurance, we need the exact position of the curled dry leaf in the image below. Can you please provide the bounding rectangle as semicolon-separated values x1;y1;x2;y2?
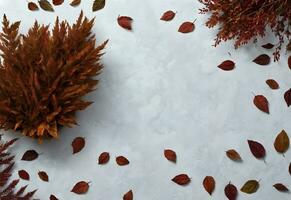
28;2;39;11
266;79;279;90
117;16;133;31
93;0;106;12
261;43;274;49
240;180;259;194
253;95;269;114
288;56;291;70
164;149;176;163
72;137;85;154
50;194;59;200
274;130;290;154
172;174;191;185
21;150;39;161
52;0;64;5
38;0;54;12
160;10;176;21
123;190;133;200
70;0;81;7
225;183;238;200
18;170;30;180
71;181;90;194
226;149;242;161
284;88;291;107
247;140;266;159
98;152;110;165
203;176;215;195
116;156;130;166
38;171;49;182
178;21;195;33
218;60;235;71
252;54;270;65
273;183;289;192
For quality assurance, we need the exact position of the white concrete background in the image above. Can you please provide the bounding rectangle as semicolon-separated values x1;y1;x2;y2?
1;0;291;200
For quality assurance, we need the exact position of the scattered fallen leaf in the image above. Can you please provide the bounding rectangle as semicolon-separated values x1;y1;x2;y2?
261;43;274;49
203;176;215;195
98;152;110;165
71;181;90;194
116;156;130;166
253;95;269;114
164;149;177;163
52;0;64;5
38;171;49;182
93;0;105;12
72;137;85;154
253;54;270;65
240;180;259;194
266;79;279;89
160;10;176;21
50;194;59;200
28;2;39;11
288;56;291;70
18;170;30;180
225;183;238;200
274;130;289;154
284;88;291;107
247;140;266;159
289;163;291;175
172;174;191;185
123;190;133;200
273;183;289;192
226;149;242;161
117;16;133;30
178;21;195;33
218;60;235;71
21;150;39;161
70;0;81;7
38;0;54;12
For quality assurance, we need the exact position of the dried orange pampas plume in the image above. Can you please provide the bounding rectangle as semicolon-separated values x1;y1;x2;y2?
0;12;108;142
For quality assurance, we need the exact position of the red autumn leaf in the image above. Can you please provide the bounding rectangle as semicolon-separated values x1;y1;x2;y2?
28;2;39;11
224;183;238;200
284;88;291;107
70;0;81;7
52;0;64;5
71;181;90;194
253;54;270;65
261;43;274;49
164;149;176;163
178;21;195;33
21;150;39;161
253;95;269;114
160;10;176;21
171;174;191;185
50;194;59;200
98;152;110;165
72;137;85;154
203;176;215;195
218;60;235;71
247;140;266;159
289;163;291;175
38;171;49;182
288;56;291;70
117;16;133;31
123;190;133;200
273;183;289;192
116;156;130;166
18;170;30;181
226;149;242;161
266;79;279;89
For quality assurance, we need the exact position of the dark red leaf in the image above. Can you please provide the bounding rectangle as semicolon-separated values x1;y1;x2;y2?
28;2;39;11
38;171;49;182
98;152;110;165
178;21;195;33
253;95;269;114
225;183;238;200
288;56;291;70
266;79;279;89
289;163;291;175
273;183;289;192
71;181;89;194
284;88;291;107
117;16;133;30
261;43;274;49
171;174;191;185
253;54;270;65
203;176;215;195
218;60;235;71
247;140;266;159
116;156;129;166
123;190;133;200
52;0;64;5
21;150;39;161
72;137;85;154
160;10;176;21
50;194;59;200
164;149;176;163
18;170;30;180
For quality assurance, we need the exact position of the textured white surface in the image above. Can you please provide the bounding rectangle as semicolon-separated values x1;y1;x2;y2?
1;0;291;200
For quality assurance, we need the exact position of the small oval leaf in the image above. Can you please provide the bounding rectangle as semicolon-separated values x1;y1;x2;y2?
203;176;215;195
284;88;291;107
253;95;269;114
224;183;238;200
273;183;289;192
226;149;242;161
218;60;235;71
38;171;49;182
116;156;130;166
117;16;133;30
52;0;64;5
171;174;191;185
21;150;39;161
261;43;274;49
50;194;59;200
288;56;291;70
266;79;279;90
274;130;290;154
178;21;195;33
123;190;133;200
18;170;30;180
28;2;39;11
253;54;270;65
70;0;81;7
71;181;89;194
160;10;176;21
93;0;105;12
240;180;259;194
98;152;110;165
164;149;176;163
38;0;54;12
248;140;266;159
72;137;85;154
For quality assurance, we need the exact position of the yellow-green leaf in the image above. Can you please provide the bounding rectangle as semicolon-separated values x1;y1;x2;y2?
274;130;290;154
93;0;105;12
240;180;259;194
38;0;54;12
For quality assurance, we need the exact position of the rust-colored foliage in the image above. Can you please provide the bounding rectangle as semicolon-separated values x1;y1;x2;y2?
199;0;291;61
0;12;108;142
